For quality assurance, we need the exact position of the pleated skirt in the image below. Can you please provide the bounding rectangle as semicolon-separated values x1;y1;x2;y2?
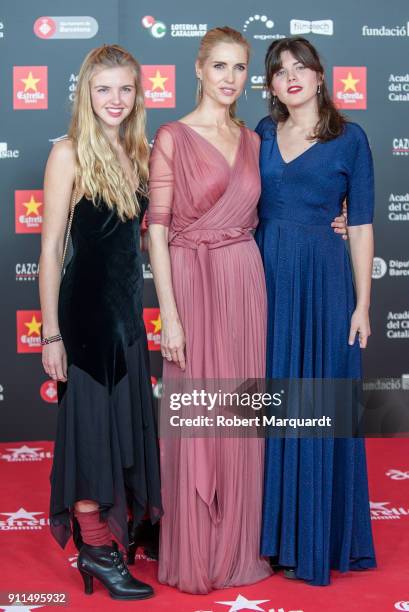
158;239;273;593
256;218;376;585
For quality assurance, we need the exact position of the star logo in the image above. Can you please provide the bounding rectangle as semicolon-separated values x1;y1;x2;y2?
24;315;42;336
0;606;44;612
13;66;48;110
23;195;42;216
15;189;44;233
370;501;390;510
142;65;175;108
333;66;366;110
341;71;360;92
17;310;43;352
149;70;168;91
0;507;44;525
151;313;162;334
216;594;270;612
143;308;162;350
5;445;42;457
21;70;41;92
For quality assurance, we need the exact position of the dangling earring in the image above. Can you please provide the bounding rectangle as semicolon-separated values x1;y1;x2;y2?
317;84;321;95
244;88;248;102
197;78;202;98
272;95;276;106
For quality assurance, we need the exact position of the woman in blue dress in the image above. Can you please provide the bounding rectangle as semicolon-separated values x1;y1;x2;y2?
255;37;376;585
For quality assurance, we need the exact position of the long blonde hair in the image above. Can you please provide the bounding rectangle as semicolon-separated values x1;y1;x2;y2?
68;44;149;220
196;27;250;127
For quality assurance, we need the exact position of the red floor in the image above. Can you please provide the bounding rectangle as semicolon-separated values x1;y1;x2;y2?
0;439;408;612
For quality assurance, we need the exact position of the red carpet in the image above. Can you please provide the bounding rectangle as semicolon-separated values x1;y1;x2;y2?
0;439;408;612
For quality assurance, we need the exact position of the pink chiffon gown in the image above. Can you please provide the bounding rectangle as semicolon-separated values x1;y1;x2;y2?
148;120;272;594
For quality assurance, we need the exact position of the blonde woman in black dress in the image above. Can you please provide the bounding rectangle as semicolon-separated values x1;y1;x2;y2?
39;45;162;600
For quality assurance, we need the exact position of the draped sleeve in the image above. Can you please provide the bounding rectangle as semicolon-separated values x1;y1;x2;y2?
345;123;375;226
148;125;175;227
254;115;276;140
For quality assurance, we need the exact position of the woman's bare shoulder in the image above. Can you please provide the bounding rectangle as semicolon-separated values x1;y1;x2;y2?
45;138;77;190
48;138;76;167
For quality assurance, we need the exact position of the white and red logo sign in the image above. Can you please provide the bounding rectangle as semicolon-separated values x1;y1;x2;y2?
151;376;163;399
386;469;409;480
13;66;48;110
207;594;304;611
34;16;57;38
333;66;367;110
0;445;53;462
0;507;49;531
393;138;409;157
370;500;409;520
34;16;98;39
143;308;161;351
17;310;42;353
142;65;175;108
15;190;43;233
141;15;166;38
40;380;58;403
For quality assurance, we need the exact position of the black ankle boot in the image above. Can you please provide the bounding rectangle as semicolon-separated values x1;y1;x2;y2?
128;520;159;564
77;541;154;600
283;568;299;580
269;556;298;580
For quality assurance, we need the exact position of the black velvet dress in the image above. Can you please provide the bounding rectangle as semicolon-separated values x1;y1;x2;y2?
49;194;162;549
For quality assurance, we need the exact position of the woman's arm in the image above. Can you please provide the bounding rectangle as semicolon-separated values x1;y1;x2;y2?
347;224;374;348
148;225;185;370
148;125;185;370
38;139;76;381
345;125;375;348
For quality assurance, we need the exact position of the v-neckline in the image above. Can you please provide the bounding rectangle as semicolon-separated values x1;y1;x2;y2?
176;121;243;171
275;131;318;166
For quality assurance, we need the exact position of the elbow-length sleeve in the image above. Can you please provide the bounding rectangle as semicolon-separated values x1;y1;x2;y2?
346;125;375;226
148;125;175;226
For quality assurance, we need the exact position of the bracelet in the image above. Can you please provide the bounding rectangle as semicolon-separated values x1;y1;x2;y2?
41;333;62;346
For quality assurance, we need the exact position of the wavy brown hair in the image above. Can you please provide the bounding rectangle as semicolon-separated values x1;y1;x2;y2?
196;26;251;127
264;37;346;142
68;44;149;220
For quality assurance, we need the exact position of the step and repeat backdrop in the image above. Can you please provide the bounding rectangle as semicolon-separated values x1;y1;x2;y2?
0;0;408;441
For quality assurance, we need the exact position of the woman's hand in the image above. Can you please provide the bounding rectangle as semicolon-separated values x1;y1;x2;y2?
42;340;68;381
348;307;371;349
161;317;186;370
331;202;348;240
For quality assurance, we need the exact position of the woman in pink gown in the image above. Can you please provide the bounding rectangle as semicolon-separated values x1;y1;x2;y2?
148;27;272;593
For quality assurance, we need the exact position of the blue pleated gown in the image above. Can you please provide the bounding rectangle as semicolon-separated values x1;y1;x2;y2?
255;117;377;585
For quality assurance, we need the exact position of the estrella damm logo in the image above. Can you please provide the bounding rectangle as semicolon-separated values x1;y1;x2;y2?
143;308;161;351
13;66;48;110
333;66;367;110
16;310;42;353
15;190;43;233
141;65;175;108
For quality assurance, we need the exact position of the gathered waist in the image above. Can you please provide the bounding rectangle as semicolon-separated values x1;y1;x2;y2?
258;217;337;230
169;228;254;251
